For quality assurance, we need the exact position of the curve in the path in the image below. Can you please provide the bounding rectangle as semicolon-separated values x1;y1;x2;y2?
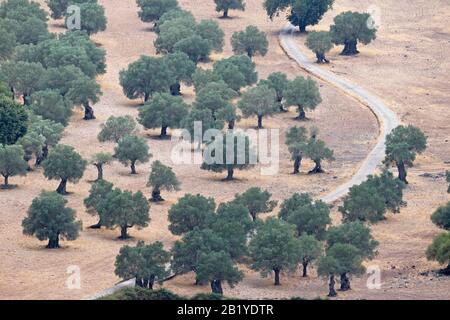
280;24;400;203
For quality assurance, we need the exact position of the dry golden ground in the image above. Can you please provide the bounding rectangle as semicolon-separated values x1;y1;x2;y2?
0;0;448;299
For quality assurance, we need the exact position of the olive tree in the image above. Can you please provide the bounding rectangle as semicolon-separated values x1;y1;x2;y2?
115;241;170;288
30;90;72;126
168;194;216;235
231;25;268;59
305;135;334;173
18;131;45;170
164;52;196;95
213;0;245;18
43;144;87;194
0;144;28;188
233;187;277;221
297;233;322;277
259;72;289;111
136;0;179;26
65;2;107;36
285;126;308;174
28;116;64;165
114;135;151;174
22;191;82;248
119;55;172;102
264;0;333;33
213;55;258;92
138;92;188;138
431;202;450;231
330;11;377;56
0;96;28;145
384;125;427;184
98;115;137;143
90;152;114;181
84;179;114;228
201;132;256;181
100;188;150;239
426;232;450;275
66;76;102;120
249;218;300;285
147;160;180;202
238;84;278;128
284;76;321;120
306;31;333;63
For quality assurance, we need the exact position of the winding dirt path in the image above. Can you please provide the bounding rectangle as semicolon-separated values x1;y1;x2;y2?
280;24;400;203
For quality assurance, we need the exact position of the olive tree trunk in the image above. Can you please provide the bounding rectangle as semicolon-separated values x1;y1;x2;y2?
328;275;337;297
397;161;408;184
56;178;68;195
293;155;302;174
211;279;223;294
340;273;351;291
83;103;95;120
274;268;281;286
151;186;164;202
341;40;359;56
47;232;60;249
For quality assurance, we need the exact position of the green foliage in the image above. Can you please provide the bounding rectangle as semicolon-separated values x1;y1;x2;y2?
155;8;194;33
426;232;450;271
120;55;172;102
283;197;331;240
28;115;64;155
264;0;333;32
201;132;256;180
46;0;97;19
207;201;253;259
194;81;237;120
330;11;377;55
16;31;106;77
279;192;313;220
18;131;45;167
84;179;114;225
0;27;16;60
214;0;245;18
447;171;450;193
171;227;225;276
231;25;268;58
304;136;334;173
181;107;224;144
431;202;450;231
42;144;87;194
196;250;243;294
0;61;47;103
65;75;102;119
192;68;222;93
249;218;300;285
114;135;151;174
138;92;188;137
0;0;50;45
100;287;183;300
306;31;333;63
0;144;27;187
384;125;427;183
238;84;277;128
284;76;321;119
136;0;179;24
154;15;224;62
90;152;114;181
233;187;277;221
197;19;225;52
67;2;107;35
100;187;150;239
147;160;180;201
340;170;406;223
297;233;322;277
259;72;289;110
168;194;216;235
319;243;365;277
164;51;196;94
213;55;258;92
98;115;137;143
285;126;308;173
326;221;379;260
22;191;81;248
30;89;72;125
115;241;170;288
0;96;28;145
173;35;211;63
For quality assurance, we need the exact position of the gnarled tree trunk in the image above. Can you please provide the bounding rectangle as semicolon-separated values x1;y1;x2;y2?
257;115;263;129
297;105;306;120
130;161;137;174
170;83;181;96
341;40;359;56
210;279;223;294
119;225;129;240
225;168;234;181
94;163;103;181
47;232;60;249
274;268;281;286
328;275;337;297
397;161;408;184
151;186;164;202
56;178;68;195
293;155;302;174
302;260;308;277
36;144;49;166
340;273;351;291
83;103;95;120
309;159;324;174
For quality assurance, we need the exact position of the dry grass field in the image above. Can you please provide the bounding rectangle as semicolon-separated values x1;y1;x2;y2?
0;0;448;300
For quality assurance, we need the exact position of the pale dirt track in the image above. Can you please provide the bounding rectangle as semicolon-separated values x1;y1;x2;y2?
280;24;400;203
